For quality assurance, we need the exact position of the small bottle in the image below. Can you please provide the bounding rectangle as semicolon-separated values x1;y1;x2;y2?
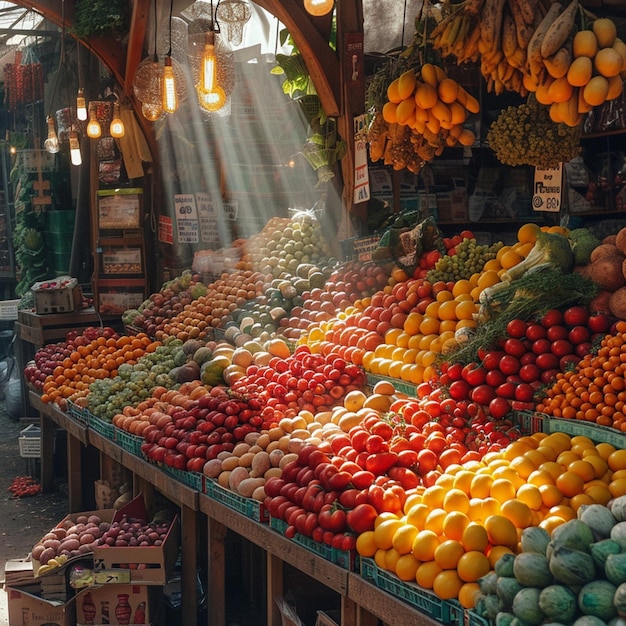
81;592;96;625
101;599;110;624
133;601;146;624
115;594;132;625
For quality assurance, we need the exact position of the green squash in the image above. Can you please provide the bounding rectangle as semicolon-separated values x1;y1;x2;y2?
513;552;554;588
512;587;545;625
605;552;626;586
539;584;578;624
578;580;617;622
590;539;622;571
520;526;550;555
549;545;597;587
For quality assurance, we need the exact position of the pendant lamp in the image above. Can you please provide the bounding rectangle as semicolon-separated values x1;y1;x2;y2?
303;0;334;16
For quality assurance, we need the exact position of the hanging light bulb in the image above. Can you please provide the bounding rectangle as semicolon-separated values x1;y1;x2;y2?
197;31;226;112
76;87;87;121
69;131;82;165
110;102;125;138
44;115;60;154
162;56;178;113
303;0;334;16
86;106;101;138
142;101;164;122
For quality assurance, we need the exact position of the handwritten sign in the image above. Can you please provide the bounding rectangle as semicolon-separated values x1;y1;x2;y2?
353;138;370;203
174;194;200;243
533;164;563;213
195;192;219;244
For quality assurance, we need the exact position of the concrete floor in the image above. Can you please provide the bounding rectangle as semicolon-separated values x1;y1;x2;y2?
0;400;68;624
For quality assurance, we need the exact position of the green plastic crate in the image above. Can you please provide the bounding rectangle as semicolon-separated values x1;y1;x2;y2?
270;517;358;570
162;466;204;492
115;429;143;455
88;414;115;440
360;558;451;621
205;479;268;523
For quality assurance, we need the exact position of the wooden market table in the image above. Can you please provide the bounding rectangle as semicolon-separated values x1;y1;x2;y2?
28;389;444;626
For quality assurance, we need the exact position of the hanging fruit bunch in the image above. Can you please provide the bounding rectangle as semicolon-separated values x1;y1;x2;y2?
431;0;536;95
431;0;625;111
486;94;582;168
367;62;479;172
529;16;626;127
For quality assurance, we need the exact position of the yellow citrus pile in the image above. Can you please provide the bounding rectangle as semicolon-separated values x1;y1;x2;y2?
356;431;626;608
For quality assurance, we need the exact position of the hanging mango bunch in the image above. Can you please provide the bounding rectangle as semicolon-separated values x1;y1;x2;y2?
367;62;479;172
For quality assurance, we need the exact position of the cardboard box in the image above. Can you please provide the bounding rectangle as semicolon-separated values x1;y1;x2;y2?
7;584;75;626
92;494;179;585
32;508;116;578
34;284;82;314
75;584;161;625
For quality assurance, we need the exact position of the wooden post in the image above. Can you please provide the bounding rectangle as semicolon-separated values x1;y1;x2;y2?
208;517;227;625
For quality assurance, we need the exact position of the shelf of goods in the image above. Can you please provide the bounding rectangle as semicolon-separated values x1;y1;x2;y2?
28;387;472;626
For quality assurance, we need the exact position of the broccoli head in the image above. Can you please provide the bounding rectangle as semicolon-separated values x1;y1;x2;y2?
504;231;575;282
568;228;601;266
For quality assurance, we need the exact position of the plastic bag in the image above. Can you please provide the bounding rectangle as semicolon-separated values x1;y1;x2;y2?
373;213;444;272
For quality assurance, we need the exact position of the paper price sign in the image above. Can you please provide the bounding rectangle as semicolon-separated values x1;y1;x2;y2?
196;192;219;244
174;194;200;243
222;201;238;221
533;164;563;213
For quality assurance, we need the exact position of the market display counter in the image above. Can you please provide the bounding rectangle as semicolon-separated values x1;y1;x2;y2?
28;388;443;626
15;308;121;416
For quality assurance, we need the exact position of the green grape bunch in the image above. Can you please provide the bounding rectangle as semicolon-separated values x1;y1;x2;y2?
486;95;581;169
426;238;504;283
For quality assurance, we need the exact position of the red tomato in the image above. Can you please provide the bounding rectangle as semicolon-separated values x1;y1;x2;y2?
495;382;516;399
506;318;528;339
488;397;511;419
535;352;559;370
525;323;547;341
541;369;560;384
503;338;528;358
563;305;589;327
551;339;574;358
482;350;504;370
560;354;581;370
417;448;438;473
446;362;464;381
532;338;552;355
541;309;564;328
519;363;541;383
485;369;506;387
514;383;535;403
318;504;347;533
449;379;472;401
520;351;537;365
346;503;378;533
546;325;569;341
588;313;611;333
568;325;590;345
462;363;487;386
471;384;497;406
499;354;521;376
575;341;593;358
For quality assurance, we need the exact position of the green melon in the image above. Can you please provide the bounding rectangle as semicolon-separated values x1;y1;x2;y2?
539;584;578;623
578;580;617;622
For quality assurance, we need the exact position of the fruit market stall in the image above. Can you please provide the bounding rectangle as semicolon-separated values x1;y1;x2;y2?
11;198;626;626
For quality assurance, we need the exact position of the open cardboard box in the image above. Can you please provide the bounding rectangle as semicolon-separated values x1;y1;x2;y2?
92;494;179;585
6;583;75;626
32;507;116;579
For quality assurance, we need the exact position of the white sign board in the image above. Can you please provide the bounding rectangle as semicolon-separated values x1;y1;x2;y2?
174;194;200;243
533;164;563;213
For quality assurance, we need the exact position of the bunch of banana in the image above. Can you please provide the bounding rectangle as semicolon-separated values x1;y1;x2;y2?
36;554;68;576
431;9;481;64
